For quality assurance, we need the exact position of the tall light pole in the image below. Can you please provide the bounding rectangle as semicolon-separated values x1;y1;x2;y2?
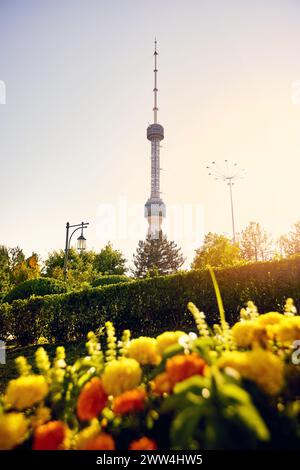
63;221;89;281
206;160;245;243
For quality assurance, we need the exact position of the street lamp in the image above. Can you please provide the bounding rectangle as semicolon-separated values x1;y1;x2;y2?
206;160;245;243
63;221;89;280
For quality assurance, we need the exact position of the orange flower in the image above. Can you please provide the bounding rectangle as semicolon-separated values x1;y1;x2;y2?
152;372;173;395
33;421;66;450
82;433;115;450
166;353;206;385
113;388;146;415
129;437;157;450
77;377;108;421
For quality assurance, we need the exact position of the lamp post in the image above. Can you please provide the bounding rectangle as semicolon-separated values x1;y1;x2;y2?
63;221;89;281
206;160;245;243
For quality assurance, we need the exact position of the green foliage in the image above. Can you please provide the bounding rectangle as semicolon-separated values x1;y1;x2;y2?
1;256;300;346
3;277;67;304
44;244;126;287
91;275;132;288
133;234;185;277
93;243;126;275
0;246;41;298
192;233;244;270
165;369;270;449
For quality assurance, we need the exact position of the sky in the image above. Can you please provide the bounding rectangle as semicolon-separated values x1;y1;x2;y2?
0;0;300;269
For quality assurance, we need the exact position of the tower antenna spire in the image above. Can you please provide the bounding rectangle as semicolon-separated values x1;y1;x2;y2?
145;39;166;238
153;38;158;124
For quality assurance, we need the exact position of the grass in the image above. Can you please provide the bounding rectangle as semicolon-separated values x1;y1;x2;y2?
0;341;87;394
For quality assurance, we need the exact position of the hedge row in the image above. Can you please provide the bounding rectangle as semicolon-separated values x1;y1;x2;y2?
0;256;299;346
91;275;132;288
3;277;67;304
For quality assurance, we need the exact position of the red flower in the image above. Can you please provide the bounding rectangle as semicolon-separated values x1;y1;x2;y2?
129;437;157;450
77;377;108;421
83;433;115;450
166;353;206;385
113;388;146;415
33;421;66;450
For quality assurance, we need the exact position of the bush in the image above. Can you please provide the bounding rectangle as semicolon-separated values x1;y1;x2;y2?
91;275;132;288
3;277;67;304
1;257;300;346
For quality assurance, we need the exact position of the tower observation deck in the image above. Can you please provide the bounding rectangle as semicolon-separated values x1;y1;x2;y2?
144;40;166;238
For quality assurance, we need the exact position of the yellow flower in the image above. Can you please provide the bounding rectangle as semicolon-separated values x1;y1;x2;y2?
5;375;48;410
102;358;142;396
232;320;269;347
156;331;186;355
127;337;160;365
271;316;300;344
0;413;28;450
257;312;284;326
231;321;260;348
218;349;284;395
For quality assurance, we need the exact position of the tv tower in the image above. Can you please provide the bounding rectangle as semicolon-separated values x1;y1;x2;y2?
144;40;166;238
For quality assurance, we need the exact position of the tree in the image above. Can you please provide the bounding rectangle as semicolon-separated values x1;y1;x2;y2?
93;243;126;275
0;245;10;296
192;233;244;270
10;252;41;285
44;244;127;287
0;246;41;297
278;221;300;257
44;249;96;285
132;234;185;278
239;222;273;262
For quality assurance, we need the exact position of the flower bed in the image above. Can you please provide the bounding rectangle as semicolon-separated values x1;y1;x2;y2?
0;298;300;450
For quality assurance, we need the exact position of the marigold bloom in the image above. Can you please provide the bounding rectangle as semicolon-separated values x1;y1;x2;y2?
271;316;300;344
232;321;267;348
156;331;186;355
127;337;160;365
166;353;206;385
102;358;142;396
0;413;28;450
129;437;157;450
152;372;173;395
218;349;284;395
77;377;108;421
257;312;284;326
33;420;66;450
5;375;48;410
113;388;146;415
81;433;115;450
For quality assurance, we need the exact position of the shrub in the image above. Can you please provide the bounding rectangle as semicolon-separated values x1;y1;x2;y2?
3;277;67;304
1;257;300;346
91;275;132;288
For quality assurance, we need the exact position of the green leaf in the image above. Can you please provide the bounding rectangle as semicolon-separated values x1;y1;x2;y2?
232;403;270;442
173;375;209;395
170;403;206;449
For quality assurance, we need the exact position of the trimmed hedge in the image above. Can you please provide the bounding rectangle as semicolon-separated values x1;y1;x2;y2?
91;275;132;288
1;257;300;346
3;277;67;304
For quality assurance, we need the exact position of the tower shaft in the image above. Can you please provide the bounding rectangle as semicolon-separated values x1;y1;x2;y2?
144;40;166;238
